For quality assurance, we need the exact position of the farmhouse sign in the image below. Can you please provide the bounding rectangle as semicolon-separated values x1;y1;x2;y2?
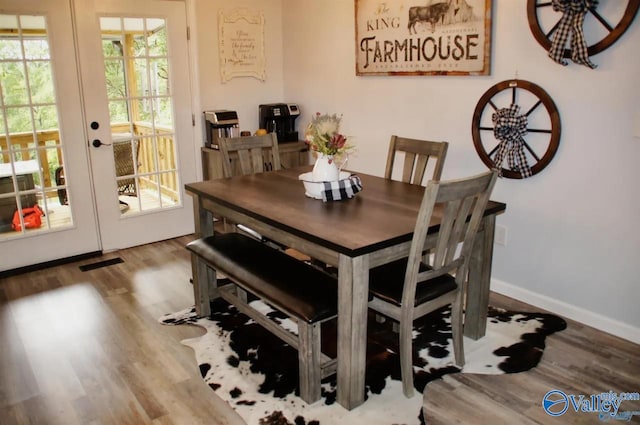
355;0;493;76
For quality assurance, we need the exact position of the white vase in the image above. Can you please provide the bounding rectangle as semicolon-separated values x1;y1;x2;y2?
312;154;340;182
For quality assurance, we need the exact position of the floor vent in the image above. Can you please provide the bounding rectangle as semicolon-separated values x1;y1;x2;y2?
79;257;124;272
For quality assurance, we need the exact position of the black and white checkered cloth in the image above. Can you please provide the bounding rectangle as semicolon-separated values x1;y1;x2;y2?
321;175;363;202
492;104;532;178
548;0;598;69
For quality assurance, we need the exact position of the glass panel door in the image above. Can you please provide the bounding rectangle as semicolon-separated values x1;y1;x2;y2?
0;0;101;272
0;14;72;236
75;0;197;251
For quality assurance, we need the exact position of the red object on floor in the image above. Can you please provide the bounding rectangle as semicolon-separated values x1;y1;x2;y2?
12;204;43;231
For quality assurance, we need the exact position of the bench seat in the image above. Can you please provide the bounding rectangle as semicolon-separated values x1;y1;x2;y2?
187;232;337;323
186;232;338;404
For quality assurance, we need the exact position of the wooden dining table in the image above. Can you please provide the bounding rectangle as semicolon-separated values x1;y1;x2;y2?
185;166;506;410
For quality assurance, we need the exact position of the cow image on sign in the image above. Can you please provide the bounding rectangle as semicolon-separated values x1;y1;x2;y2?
408;0;476;34
408;1;451;34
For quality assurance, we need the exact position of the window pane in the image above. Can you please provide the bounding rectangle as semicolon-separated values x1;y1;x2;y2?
28;61;55;103
19;15;45;31
133;58;148;97
0;39;22;59
133;35;146;57
108;100;129;123
102;38;123;58
39;146;60;188
100;17;122;32
23;39;50;60
150;58;169;96
0;15;22;59
147;22;166;57
104;58;126;99
32;105;58;131
161;171;179;204
0;62;29;105
6;106;33;134
157;136;176;172
153;97;173;128
135;98;152;123
138;135;156;173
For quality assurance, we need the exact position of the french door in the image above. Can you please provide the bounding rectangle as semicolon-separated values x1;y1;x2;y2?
74;0;196;252
0;0;196;271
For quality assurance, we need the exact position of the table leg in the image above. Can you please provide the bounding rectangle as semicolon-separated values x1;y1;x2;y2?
465;214;496;339
336;253;369;410
191;196;216;317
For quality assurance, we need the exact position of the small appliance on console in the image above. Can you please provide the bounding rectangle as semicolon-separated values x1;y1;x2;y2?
203;110;239;148
258;103;300;142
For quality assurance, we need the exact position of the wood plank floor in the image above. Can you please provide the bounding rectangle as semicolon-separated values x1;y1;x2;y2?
0;236;638;424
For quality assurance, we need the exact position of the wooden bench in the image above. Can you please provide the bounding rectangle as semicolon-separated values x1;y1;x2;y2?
186;232;338;404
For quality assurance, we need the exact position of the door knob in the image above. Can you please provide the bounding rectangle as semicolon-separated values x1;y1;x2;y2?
90;121;100;130
91;139;111;147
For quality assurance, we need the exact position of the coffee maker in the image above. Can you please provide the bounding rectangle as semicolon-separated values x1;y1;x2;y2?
203;110;239;148
258;103;300;142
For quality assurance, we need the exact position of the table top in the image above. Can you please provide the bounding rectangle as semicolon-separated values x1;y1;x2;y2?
185;167;506;257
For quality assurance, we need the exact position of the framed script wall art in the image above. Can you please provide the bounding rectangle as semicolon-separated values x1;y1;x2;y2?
355;0;493;76
218;8;266;82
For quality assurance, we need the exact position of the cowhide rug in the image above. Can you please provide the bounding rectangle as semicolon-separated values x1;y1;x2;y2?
160;293;566;425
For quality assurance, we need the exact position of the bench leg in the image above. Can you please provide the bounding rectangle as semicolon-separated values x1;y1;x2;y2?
235;287;248;304
298;321;322;404
191;253;216;317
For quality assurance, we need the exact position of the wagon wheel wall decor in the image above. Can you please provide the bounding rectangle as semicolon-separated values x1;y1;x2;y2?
527;0;640;67
472;80;561;179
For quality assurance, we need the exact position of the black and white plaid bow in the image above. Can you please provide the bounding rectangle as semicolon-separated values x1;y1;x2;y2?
548;0;598;69
492;104;532;178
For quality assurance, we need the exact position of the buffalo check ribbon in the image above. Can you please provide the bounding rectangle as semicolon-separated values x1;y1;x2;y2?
321;175;363;202
492;104;532;178
548;0;598;69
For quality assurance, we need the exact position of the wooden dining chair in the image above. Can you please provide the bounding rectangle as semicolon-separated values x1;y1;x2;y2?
384;136;449;271
384;135;448;184
218;133;281;177
217;133;313;259
367;170;498;397
217;133;282;240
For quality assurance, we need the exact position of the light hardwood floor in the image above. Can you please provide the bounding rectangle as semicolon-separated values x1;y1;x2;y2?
0;236;638;424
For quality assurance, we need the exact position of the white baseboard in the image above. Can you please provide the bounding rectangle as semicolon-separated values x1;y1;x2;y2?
491;278;640;345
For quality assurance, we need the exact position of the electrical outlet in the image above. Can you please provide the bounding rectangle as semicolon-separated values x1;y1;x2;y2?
495;224;507;246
